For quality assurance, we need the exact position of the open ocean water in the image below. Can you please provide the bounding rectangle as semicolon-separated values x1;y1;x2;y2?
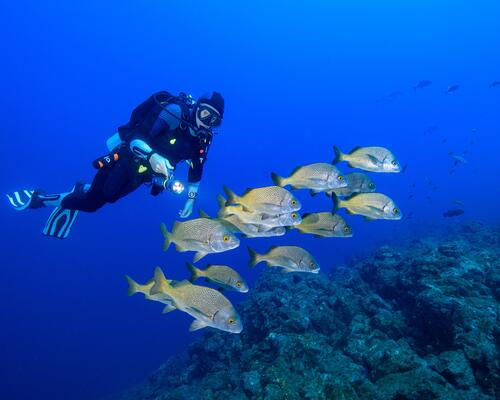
0;1;499;399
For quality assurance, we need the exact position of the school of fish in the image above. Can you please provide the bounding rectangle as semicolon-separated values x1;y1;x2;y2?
126;145;402;334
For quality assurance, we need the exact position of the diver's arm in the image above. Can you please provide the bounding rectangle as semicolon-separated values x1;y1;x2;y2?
129;139;173;177
179;159;204;218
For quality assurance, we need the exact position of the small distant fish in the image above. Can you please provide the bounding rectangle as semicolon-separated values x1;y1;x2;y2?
332;193;402;220
443;209;465;218
452;199;464;206
423;125;439;136
332;146;401;173
151;267;243;333
441;138;448;144
223;185;301;214
413;80;432;90
432;185;439;191
186;263;249;293
160;219;240;262
402;163;408;173
271;163;348;191
489;81;500;88
313;172;376;198
448;152;467;165
445;84;460;94
248;246;320;273
293;212;353;238
408;194;414;199
411;183;416;188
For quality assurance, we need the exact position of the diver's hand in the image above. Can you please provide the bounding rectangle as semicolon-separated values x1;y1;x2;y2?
149;153;172;178
179;198;195;218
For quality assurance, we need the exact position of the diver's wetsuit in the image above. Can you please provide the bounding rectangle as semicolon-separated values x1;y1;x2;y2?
61;92;211;212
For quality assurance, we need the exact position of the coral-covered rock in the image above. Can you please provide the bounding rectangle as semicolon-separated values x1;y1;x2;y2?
113;223;500;400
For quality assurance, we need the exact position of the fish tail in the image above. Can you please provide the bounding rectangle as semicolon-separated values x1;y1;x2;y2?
332;145;344;164
247;246;263;267
331;193;343;213
150;266;170;296
223;185;239;205
160;222;172;252
270;172;285;187
216;194;227;209
186;262;201;282
125;275;141;296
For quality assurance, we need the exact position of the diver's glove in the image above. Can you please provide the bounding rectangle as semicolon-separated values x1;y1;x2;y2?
148;153;173;178
179;183;199;218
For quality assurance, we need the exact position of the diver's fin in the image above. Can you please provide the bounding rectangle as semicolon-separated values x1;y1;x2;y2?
332;146;344;164
160;223;172;252
189;319;208;332
193;251;208;263
6;189;36;211
162;304;176;314
186;262;202;282
43;207;79;239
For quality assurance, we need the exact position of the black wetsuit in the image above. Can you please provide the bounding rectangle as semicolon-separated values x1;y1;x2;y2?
61;92;211;212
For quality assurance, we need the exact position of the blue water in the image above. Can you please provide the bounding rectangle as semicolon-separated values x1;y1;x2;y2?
0;1;499;399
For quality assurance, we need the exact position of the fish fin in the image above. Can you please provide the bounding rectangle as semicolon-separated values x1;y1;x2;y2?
150;267;169;296
162;304;176;314
189;319;208;332
364;216;377;221
309;189;319;197
366;154;381;166
270;172;284;187
217;287;224;292
247;246;263;267
216;194;227;208
198;209;210;218
332;145;344;164
125;275;140;296
302;213;311;219
331;194;341;212
241;205;253;212
223;185;238;204
281;268;295;273
348;146;362;154
186;262;201;282
160;223;172;252
174;242;190;252
193;251;208;263
170;279;192;289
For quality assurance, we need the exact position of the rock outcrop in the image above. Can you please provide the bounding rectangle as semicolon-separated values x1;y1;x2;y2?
116;222;500;400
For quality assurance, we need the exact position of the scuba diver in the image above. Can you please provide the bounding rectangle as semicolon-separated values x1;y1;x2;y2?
6;91;224;239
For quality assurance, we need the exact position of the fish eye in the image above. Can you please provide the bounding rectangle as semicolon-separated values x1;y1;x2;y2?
343;226;351;233
391;160;397;166
291;199;297;206
228;318;235;325
393;208;399;214
337;175;344;181
223;235;230;242
236;282;242;288
291;213;297;219
369;183;375;189
309;261;315;269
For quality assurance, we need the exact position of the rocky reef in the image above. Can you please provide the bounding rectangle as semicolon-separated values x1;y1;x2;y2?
117;222;500;400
